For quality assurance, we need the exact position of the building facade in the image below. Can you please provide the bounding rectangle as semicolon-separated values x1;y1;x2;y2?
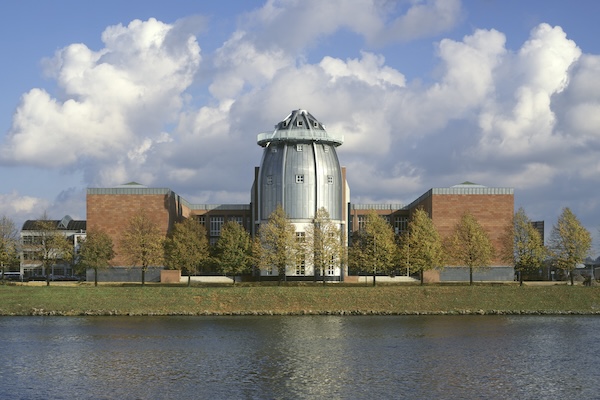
83;110;515;282
20;215;86;280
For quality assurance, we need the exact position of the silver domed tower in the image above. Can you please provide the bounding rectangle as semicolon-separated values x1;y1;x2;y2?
256;109;345;223
252;109;349;280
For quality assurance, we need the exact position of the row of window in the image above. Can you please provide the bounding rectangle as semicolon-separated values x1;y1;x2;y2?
271;144;330;153
265;175;334;184
356;215;409;234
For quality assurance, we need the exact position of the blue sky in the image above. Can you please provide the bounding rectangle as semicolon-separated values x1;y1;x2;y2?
1;0;600;248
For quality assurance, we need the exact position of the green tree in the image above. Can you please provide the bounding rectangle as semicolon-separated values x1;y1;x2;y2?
445;212;495;285
258;205;297;283
501;207;546;285
164;218;209;286
304;207;343;285
548;207;592;285
79;229;115;286
0;215;20;279
119;210;164;286
400;208;444;285
349;210;397;286
214;221;253;284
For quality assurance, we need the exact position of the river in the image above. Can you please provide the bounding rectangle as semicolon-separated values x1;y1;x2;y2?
0;315;597;399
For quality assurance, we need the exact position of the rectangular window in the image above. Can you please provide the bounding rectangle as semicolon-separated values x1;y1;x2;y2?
197;216;205;226
271;147;278;153
296;174;304;184
296;232;305;242
210;216;224;237
358;215;367;231
230;216;244;226
296;255;305;275
395;216;408;234
296;144;303;151
323;145;329;153
327;175;333;184
266;175;273;185
327;256;335;276
297;120;303;127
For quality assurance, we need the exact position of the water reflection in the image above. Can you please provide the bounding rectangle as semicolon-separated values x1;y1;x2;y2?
0;316;598;399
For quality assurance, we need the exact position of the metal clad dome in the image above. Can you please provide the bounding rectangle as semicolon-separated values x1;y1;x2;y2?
258;110;344;221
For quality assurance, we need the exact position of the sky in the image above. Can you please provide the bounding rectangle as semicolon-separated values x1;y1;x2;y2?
1;0;599;249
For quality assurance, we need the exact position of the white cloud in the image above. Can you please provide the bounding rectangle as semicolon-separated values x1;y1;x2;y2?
1;18;201;186
0;191;48;215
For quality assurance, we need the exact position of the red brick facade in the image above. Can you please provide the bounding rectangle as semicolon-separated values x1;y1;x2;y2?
86;191;180;266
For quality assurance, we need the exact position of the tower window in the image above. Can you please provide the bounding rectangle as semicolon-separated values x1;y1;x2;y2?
327;175;334;184
296;144;303;151
266;175;273;185
296;174;304;184
323;145;329;152
297;120;303;127
313;121;319;127
271;147;277;153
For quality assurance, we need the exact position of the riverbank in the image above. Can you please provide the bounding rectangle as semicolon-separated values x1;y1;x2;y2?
1;283;599;316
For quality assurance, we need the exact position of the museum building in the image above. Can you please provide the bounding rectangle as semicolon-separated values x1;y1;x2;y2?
86;109;515;282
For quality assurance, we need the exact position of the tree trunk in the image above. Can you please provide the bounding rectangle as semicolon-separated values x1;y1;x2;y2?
570;270;574;286
469;267;473;286
187;274;191;287
94;268;98;287
142;268;146;287
519;271;523;286
420;270;424;285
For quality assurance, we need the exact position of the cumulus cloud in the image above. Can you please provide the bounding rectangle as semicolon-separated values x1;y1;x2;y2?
239;0;462;50
1;18;201;185
1;1;600;236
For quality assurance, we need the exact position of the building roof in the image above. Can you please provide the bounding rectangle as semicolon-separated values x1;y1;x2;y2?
22;215;86;231
257;109;344;147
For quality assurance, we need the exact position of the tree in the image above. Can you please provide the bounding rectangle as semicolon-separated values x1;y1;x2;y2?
213;221;253;284
349;210;397;286
445;212;495;285
79;229;115;286
164;218;209;286
119;210;164;286
26;214;74;286
501;207;546;285
304;208;343;285
258;205;297;283
0;215;19;279
548;207;592;285
400;208;444;285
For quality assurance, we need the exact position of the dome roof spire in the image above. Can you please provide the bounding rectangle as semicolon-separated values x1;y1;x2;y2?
257;109;343;147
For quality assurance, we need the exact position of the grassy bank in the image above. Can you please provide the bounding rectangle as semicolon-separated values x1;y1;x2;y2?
2;283;600;316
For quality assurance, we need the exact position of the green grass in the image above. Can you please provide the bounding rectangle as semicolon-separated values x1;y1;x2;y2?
1;283;600;316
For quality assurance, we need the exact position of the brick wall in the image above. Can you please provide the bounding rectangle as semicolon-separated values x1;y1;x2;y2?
429;193;514;266
86;193;176;266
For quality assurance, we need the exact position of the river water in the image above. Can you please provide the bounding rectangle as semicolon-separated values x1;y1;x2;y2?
0;315;598;399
